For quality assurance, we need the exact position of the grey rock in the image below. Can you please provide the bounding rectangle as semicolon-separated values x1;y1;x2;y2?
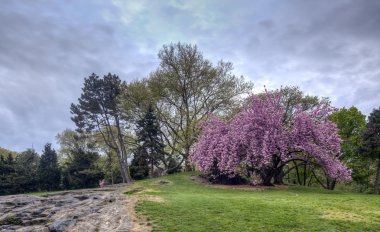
157;180;170;185
48;219;76;232
31;207;46;216
74;195;88;201
16;212;29;218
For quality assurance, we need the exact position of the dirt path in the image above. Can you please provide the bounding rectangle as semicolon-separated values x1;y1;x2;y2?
0;186;150;232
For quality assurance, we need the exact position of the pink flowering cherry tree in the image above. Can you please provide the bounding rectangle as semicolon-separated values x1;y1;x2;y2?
191;94;351;186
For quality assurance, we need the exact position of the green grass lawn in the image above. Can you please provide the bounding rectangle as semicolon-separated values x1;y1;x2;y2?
129;172;380;232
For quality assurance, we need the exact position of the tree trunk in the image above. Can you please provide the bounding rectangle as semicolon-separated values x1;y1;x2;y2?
119;152;132;183
328;179;337;190
261;169;275;186
184;149;194;171
184;158;193;171
374;158;380;194
312;170;327;189
307;173;313;186
303;163;307;186
262;175;274;186
151;159;154;178
273;168;285;184
293;161;302;185
115;116;132;183
123;158;132;183
116;151;127;183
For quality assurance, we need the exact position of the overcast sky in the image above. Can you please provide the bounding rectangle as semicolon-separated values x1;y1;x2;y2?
1;0;379;152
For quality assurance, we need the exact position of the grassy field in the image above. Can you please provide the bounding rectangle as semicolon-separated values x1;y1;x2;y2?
128;172;380;232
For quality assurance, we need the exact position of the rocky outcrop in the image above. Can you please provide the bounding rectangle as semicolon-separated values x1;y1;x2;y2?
0;187;132;232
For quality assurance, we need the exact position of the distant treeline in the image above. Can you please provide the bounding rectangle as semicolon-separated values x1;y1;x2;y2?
0;143;103;195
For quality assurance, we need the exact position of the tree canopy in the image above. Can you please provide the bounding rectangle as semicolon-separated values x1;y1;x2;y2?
38;143;61;191
70;73;132;183
191;93;351;186
148;43;253;169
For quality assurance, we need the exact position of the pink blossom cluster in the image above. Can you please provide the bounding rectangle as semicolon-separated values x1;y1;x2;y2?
191;94;351;183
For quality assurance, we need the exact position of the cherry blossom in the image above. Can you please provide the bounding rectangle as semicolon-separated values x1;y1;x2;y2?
191;94;351;185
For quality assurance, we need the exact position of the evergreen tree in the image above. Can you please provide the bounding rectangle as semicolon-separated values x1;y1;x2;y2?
133;105;165;178
0;150;40;195
6;153;14;165
130;147;150;180
14;149;40;193
0;154;16;195
362;107;380;194
0;153;15;176
71;73;132;183
62;146;104;189
38;143;61;191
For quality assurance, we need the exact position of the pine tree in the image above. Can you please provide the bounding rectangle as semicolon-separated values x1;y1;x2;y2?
38;143;61;191
133;105;165;178
130;147;150;180
15;149;40;193
71;73;132;183
62;146;104;189
362;107;380;194
0;154;16;195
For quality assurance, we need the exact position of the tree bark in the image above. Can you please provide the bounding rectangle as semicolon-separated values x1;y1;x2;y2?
261;168;275;186
115;117;132;183
374;158;380;194
303;163;307;186
184;158;193;171
273;168;285;184
116;150;127;183
184;146;194;171
312;170;327;189
293;161;302;185
151;158;154;178
328;179;337;190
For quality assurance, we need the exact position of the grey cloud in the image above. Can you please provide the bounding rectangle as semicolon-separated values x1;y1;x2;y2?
0;1;156;152
1;0;379;152
227;0;380;116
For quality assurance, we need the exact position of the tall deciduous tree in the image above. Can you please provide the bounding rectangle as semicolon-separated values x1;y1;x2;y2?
362;107;380;194
192;94;351;186
38;143;61;191
149;43;253;170
56;129;97;161
330;107;369;189
71;73;132;183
